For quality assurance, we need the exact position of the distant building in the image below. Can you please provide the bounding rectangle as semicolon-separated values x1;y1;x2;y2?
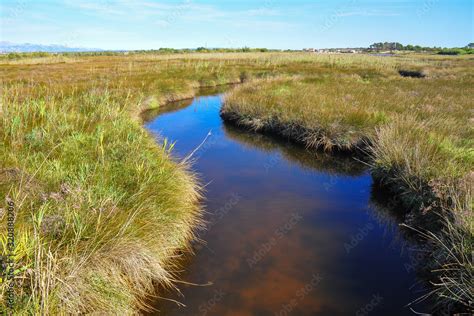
305;48;361;54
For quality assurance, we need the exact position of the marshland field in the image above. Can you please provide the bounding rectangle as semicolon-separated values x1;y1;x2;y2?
0;52;473;315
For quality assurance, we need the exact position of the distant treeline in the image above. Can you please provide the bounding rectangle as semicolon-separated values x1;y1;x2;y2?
2;43;474;60
0;47;284;60
369;42;474;55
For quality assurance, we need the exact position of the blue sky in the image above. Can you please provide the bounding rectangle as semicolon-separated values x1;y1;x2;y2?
1;0;472;50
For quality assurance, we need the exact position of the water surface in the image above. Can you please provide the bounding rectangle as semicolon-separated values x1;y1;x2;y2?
144;88;430;316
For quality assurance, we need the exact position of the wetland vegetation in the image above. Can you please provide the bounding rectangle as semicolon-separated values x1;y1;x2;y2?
0;52;472;314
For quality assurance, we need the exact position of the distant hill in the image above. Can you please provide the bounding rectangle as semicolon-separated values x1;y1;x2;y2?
0;41;103;53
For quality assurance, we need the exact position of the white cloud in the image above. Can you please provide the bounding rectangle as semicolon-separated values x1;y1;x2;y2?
229;20;296;30
62;0;284;22
244;8;281;17
335;10;401;17
63;0;127;16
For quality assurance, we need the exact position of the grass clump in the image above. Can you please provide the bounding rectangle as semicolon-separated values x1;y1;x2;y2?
221;55;473;312
398;69;427;78
0;87;203;314
222;75;388;151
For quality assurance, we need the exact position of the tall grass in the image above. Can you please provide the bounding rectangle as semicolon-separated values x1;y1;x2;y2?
0;85;205;313
1;51;472;313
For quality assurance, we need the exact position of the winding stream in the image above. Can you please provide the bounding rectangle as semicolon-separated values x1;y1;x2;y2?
143;87;431;316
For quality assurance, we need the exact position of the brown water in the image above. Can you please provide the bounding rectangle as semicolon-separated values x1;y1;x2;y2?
143;88;431;316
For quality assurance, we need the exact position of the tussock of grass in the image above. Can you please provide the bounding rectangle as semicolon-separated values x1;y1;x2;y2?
221;55;473;311
222;75;382;152
0;88;204;314
398;69;428;78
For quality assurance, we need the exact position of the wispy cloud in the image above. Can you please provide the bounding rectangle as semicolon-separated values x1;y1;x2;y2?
63;0;127;16
244;8;281;17
335;10;401;17
63;0;282;20
229;20;295;30
60;0;294;34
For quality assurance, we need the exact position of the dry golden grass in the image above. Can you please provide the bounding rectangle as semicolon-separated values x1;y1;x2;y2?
1;51;472;313
0;86;203;314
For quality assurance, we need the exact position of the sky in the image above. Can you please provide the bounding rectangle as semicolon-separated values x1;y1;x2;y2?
1;0;472;50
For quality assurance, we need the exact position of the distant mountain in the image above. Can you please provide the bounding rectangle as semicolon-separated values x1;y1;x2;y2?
0;41;103;53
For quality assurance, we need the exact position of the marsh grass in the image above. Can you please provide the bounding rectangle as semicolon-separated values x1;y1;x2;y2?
221;54;473;311
1;52;472;313
0;87;204;314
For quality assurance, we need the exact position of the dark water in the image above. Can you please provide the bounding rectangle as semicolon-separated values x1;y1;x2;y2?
143;88;431;316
